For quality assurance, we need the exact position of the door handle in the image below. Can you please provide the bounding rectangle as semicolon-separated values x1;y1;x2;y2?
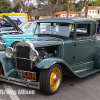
81;37;85;40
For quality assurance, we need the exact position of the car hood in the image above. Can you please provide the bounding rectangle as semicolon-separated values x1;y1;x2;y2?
3;15;23;33
27;37;63;48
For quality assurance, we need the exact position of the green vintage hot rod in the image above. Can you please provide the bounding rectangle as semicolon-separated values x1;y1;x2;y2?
0;18;99;94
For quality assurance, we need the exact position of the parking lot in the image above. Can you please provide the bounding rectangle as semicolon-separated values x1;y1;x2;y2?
0;35;100;100
0;73;100;100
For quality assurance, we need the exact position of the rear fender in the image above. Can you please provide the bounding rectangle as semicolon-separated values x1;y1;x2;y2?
94;47;100;69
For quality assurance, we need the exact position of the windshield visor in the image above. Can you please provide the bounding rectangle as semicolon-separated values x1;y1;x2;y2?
35;22;73;37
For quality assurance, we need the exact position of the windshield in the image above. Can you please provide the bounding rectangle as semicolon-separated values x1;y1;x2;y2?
25;23;36;34
20;22;32;31
19;22;25;28
35;22;73;37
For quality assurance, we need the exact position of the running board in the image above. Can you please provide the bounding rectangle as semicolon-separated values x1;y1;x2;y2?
77;68;100;77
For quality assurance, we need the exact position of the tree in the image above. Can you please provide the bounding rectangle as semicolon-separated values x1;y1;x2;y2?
0;0;13;13
62;3;67;11
36;0;67;17
67;0;76;18
37;4;51;16
84;0;89;18
13;0;30;13
35;15;40;19
88;1;96;6
94;0;100;6
13;3;20;12
70;2;84;11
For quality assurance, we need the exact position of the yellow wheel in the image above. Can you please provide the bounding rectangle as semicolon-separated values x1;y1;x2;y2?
50;67;61;91
40;64;62;94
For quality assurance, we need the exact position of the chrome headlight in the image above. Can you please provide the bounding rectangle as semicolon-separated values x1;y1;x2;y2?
5;47;14;58
29;49;39;61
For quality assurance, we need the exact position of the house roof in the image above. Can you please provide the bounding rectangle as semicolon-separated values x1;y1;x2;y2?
55;11;81;15
88;6;100;10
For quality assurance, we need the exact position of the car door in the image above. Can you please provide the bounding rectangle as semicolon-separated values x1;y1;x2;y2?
73;23;98;64
63;24;75;65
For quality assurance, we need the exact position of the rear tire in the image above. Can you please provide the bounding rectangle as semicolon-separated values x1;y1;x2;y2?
40;64;62;95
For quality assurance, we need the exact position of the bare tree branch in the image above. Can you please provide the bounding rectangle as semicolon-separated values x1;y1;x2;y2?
69;0;76;9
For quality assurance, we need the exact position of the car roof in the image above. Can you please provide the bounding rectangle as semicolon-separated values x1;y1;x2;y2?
37;18;97;23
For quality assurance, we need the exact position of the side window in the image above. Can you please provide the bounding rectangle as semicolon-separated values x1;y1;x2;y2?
92;24;96;36
76;24;90;38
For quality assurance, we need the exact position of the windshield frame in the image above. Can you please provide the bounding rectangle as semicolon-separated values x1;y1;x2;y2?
35;22;74;38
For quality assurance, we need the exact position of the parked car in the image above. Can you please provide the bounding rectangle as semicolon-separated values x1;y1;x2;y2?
0;13;30;22
0;18;99;95
0;18;15;32
0;21;32;34
0;15;37;51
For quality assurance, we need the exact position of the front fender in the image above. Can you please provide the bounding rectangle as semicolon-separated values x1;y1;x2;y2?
36;57;76;77
0;51;15;76
36;57;70;69
36;57;88;78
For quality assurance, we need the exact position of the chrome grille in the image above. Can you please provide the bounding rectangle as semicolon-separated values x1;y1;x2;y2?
16;45;31;71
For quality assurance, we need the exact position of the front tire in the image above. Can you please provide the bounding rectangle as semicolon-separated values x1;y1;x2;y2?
40;64;62;95
11;41;19;49
0;64;3;75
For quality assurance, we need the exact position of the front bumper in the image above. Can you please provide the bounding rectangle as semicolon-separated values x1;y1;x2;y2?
0;42;6;51
0;75;40;89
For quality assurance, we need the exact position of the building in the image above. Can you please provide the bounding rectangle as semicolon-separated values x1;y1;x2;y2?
55;6;100;19
81;6;100;19
55;11;82;18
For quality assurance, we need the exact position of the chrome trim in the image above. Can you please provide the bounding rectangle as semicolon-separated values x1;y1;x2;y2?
16;69;22;76
70;61;94;66
0;75;40;89
74;68;92;73
16;41;35;49
5;37;34;39
0;42;6;51
14;57;31;61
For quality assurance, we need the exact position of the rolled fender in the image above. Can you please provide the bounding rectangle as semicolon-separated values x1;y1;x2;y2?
36;57;81;77
0;51;15;76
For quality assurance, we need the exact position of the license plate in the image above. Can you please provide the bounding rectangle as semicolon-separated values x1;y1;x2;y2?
22;71;36;81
